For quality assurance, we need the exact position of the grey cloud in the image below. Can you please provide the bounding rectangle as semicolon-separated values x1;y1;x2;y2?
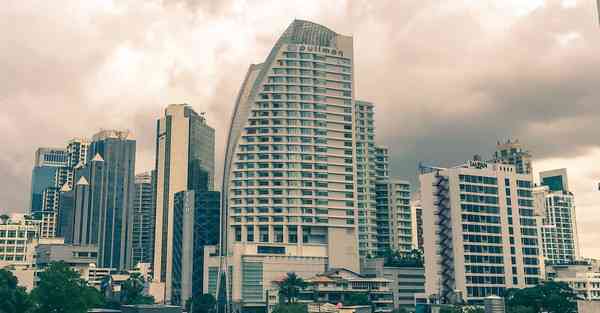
1;0;600;256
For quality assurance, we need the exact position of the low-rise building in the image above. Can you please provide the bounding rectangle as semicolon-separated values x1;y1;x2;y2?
361;258;426;310
546;260;600;300
0;214;40;267
266;268;393;313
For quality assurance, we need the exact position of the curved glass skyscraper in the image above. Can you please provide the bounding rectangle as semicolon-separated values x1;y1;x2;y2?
214;20;359;309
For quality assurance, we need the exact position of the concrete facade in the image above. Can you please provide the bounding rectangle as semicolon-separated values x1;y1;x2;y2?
361;258;425;309
153;104;215;302
421;159;543;304
218;19;361;310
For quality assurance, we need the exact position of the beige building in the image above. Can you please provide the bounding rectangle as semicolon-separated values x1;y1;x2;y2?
152;104;215;303
420;159;544;304
213;19;361;310
0;214;39;267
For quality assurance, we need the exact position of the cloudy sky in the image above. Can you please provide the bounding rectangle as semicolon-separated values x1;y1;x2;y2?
2;0;599;256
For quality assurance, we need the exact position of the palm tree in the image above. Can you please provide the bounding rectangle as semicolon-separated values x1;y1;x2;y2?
122;272;151;304
277;272;308;304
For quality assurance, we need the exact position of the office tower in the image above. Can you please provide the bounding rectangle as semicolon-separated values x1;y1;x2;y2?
354;100;377;257
30;148;68;238
59;138;91;188
30;148;67;211
215;20;358;309
132;171;156;267
535;169;579;265
411;197;424;251
62;130;136;270
493;139;532;175
420;158;543;304
153;104;215;301
172;189;220;305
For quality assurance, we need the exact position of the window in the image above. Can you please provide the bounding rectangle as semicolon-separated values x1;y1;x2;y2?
247;226;254;242
259;226;269;242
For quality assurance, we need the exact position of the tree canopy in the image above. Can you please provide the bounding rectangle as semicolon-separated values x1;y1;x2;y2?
185;293;217;313
121;272;154;305
272;303;308;313
31;261;104;313
505;281;578;313
0;268;33;313
277;272;309;304
376;248;424;268
343;293;370;306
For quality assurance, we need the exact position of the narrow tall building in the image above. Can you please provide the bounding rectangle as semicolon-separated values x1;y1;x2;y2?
410;197;424;251
373;146;413;254
421;158;543;304
30;148;68;238
213;20;359;310
132;171;156;267
493;139;532;175
153;104;215;302
354;100;378;257
389;179;412;252
374;146;392;254
535;169;579;265
172;189;220;305
31;139;90;239
61;130;136;270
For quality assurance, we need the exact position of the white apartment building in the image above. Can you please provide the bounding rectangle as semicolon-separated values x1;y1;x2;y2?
354;100;378;257
546;261;600;300
389;180;412;252
535;169;579;265
212;19;360;310
0;214;40;267
420;159;544;304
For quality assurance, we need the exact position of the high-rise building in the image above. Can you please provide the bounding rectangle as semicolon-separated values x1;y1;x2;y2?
373;146;413;254
30;139;91;239
411;197;424;251
354;100;378;257
535;169;579;265
132;171;156;267
389;179;412;252
61;130;136;270
493;139;532;175
30;148;68;238
214;20;359;310
153;104;215;302
421;158;543;304
59;138;91;188
172;190;220;305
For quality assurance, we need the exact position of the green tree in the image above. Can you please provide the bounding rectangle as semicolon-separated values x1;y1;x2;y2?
0;268;33;313
0;214;10;225
343;293;370;306
121;272;154;305
272;304;308;313
505;281;578;313
276;272;308;304
185;293;216;313
380;249;424;268
463;306;484;313
439;306;462;313
31;261;103;313
507;306;535;313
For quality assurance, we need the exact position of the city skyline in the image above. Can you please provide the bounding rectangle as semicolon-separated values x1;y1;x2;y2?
2;0;600;263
